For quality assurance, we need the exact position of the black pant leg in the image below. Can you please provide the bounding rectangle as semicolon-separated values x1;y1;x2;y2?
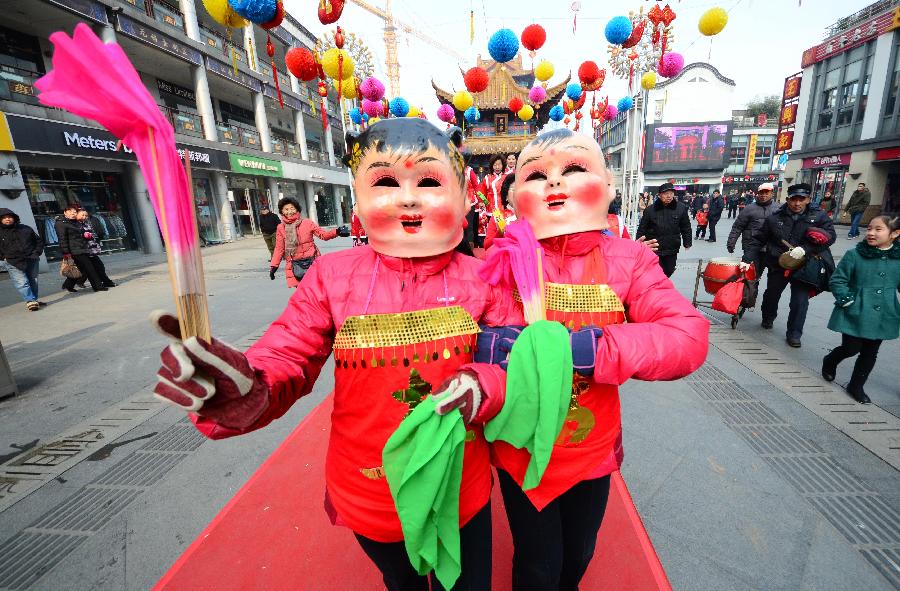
761;263;789;323
786;281;811;339
851;338;882;377
708;220;718;240
90;255;113;285
557;476;611;591
498;469;564;591
354;534;431;591
657;254;677;277
72;254;103;290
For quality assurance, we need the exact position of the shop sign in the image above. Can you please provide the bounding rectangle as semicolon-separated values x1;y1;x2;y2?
776;130;794;153
666;177;702;184
874;147;900;161
779;104;797;126
801;153;851;169
206;57;263;92
801;8;898;68
782;76;802;101
7;80;35;98
229;153;283;177
48;0;108;23
745;134;758;172
116;15;202;65
157;79;195;103
723;174;777;184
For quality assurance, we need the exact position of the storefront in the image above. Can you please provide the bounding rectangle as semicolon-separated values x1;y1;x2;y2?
644;173;724;197
722;173;781;200
5;114;231;259
874;147;900;216
795;153;850;211
227;152;283;235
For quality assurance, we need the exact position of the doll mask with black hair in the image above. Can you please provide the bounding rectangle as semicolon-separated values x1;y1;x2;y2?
513;130;613;240
344;118;467;258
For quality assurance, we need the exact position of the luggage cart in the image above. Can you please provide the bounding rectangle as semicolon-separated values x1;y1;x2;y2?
691;259;759;329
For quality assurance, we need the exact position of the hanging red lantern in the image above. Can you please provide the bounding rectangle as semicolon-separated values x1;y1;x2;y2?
265;37;284;109
334;26;345;49
564;115;571;125
318;0;345;25
508;97;524;113
285;47;318;81
260;0;285;29
520;24;546;52
661;4;677;27
464;67;490;93
317;80;329;97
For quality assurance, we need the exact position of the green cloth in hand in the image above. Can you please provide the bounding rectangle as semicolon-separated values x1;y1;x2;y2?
382;396;466;590
484;320;573;490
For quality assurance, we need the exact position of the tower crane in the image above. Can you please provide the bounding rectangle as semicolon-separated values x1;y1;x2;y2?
347;0;466;97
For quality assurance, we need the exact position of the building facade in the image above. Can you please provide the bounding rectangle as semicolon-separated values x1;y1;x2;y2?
0;0;352;266
723;111;782;199
781;0;900;221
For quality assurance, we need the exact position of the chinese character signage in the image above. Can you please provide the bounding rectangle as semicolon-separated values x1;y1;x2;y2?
776;131;794;153
777;72;802;154
801;8;897;68
206;57;263;93
116;15;202;65
783;76;801;101
779;104;798;126
745;134;758;172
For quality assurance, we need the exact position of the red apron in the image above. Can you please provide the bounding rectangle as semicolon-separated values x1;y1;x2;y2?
327;305;490;542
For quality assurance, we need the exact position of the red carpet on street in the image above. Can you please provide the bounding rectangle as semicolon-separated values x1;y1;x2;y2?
154;394;671;591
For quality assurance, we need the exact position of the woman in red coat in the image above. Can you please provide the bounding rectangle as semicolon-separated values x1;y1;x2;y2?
268;197;348;287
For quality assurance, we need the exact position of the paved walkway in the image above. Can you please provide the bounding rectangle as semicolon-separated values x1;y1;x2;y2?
0;222;896;590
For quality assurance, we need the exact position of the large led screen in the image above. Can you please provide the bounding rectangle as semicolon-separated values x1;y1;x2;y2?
644;121;733;172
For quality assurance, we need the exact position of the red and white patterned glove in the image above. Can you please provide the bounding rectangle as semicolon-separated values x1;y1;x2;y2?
151;311;269;430
433;370;482;424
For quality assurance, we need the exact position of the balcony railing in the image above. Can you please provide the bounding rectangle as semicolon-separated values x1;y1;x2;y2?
271;136;302;159
148;0;186;33
0;66;42;106
217;121;262;149
160;105;204;138
198;24;247;65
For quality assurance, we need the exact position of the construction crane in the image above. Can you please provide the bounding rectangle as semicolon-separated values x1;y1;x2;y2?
348;0;466;97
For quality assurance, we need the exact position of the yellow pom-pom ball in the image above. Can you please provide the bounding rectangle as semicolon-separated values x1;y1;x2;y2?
641;71;657;90
534;60;554;82
406;105;421;118
698;7;728;36
201;0;247;27
369;117;381;124
322;48;355;80
452;90;474;111
517;105;535;121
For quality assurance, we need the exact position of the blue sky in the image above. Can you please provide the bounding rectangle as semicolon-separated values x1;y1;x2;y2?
286;0;872;117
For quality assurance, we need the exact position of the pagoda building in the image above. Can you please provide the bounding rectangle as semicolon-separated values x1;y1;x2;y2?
432;53;570;169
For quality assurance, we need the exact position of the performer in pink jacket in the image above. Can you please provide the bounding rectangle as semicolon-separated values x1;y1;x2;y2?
476;128;709;590
151;118;518;590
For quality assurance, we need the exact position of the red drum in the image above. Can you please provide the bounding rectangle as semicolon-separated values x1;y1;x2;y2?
702;257;756;295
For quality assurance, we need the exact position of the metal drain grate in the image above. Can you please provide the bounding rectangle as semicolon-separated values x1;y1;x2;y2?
688;380;754;402
807;495;900;546
92;452;183;487
711;400;785;425
0;532;85;590
140;424;206;453
766;456;873;495
30;487;142;533
731;425;825;456
859;548;900;589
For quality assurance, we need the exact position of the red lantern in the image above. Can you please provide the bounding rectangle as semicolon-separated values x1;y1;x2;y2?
621;19;645;49
334;26;345;49
260;0;285;29
578;61;601;86
564;116;571;125
464;67;490;93
521;24;546;52
318;0;345;25
508;97;524;113
317;80;328;97
266;38;275;58
647;4;664;28
285;47;318;81
661;4;677;27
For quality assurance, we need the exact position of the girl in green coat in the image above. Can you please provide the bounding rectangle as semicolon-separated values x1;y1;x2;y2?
822;216;900;403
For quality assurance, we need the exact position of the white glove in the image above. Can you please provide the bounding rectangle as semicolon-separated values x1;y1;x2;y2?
738;261;753;272
433;371;482;424
789;246;805;260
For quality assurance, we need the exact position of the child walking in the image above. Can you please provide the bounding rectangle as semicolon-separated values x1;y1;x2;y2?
821;215;899;403
695;204;709;240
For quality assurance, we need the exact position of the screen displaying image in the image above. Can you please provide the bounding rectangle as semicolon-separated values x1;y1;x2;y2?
644;121;733;172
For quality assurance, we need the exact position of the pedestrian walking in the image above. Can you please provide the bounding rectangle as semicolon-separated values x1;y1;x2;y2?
740;183;836;347
637;182;692;277
695;205;709;239
691;193;705;219
0;208;44;311
609;191;622;215
638;191;652;220
819;191;836;218
268;197;348;287
55;205;114;292
706;190;725;242
844;182;870;239
821;215;899;404
727;194;739;219
258;206;281;257
727;182;778;273
350;205;368;246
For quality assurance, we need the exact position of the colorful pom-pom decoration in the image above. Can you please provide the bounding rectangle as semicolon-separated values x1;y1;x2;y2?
260;0;284;29
698;7;728;36
565;83;583;101
405;105;420;118
617;96;634;112
285;47;318;81
488;29;519;64
360;77;385;101
604;16;633;45
321;48;355;80
227;0;276;24
520;24;546;52
362;98;383;118
452;90;474;112
437;103;455;122
517;105;535;121
202;0;247;27
534;60;554;83
464;106;480;123
349;107;363;125
577;61;602;86
641;71;657;90
464;67;490;93
658;52;685;78
508;97;524;113
335;77;357;99
528;86;547;103
389;97;410;118
548;105;564;121
604;104;619;120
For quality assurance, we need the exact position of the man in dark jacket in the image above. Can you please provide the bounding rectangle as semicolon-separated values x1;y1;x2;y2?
706;189;725;241
637;183;692;277
843;182;870;239
727;182;778;271
0;208;44;311
258;206;281;257
691;193;706;218
741;183;836;347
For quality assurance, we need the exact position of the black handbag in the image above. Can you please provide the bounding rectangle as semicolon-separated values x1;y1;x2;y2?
291;257;316;280
790;250;835;293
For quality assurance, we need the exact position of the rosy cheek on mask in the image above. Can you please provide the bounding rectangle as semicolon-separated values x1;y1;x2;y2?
427;200;461;229
572;177;607;205
514;188;543;218
363;207;397;233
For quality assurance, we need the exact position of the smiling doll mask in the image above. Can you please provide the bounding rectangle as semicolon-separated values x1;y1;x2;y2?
512;129;613;240
344;119;467;258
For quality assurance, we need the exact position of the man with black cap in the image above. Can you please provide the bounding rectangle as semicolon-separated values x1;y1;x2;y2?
740;183;836;347
637;182;692;277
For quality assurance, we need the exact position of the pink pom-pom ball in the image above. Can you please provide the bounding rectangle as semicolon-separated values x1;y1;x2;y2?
362;98;383;117
360;77;386;101
528;86;547;103
604;104;618;120
437;103;455;123
658;52;685;78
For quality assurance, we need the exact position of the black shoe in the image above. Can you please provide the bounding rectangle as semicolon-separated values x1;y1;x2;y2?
63;283;77;293
103;282;117;287
94;286;109;292
37;301;47;307
707;239;717;242
787;337;802;348
847;387;871;404
821;354;837;382
761;320;773;329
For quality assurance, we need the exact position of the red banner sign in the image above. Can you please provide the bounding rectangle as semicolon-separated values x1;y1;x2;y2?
776;131;794;153
783;75;801;101
779;104;798;126
801;8;899;68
